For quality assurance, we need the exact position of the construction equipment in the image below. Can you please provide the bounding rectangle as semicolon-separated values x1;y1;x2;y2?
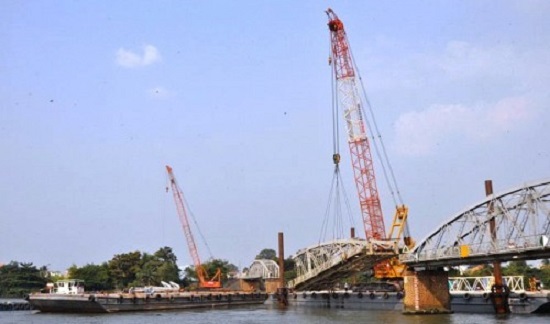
165;165;222;288
325;8;414;279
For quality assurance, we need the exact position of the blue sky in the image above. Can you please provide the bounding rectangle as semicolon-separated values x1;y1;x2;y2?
1;1;549;271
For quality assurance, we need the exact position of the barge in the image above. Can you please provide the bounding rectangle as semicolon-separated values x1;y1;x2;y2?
266;276;550;314
28;279;268;313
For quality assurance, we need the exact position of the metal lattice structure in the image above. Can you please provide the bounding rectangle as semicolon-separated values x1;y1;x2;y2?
326;8;386;240
401;179;550;267
448;276;525;293
242;259;279;279
289;238;397;291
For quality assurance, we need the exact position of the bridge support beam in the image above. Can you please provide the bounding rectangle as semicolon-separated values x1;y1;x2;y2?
403;268;452;314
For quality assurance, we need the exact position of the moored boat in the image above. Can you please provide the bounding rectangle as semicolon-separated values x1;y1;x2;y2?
266;276;550;314
28;279;268;313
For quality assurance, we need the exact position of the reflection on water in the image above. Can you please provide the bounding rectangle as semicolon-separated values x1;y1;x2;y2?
0;305;549;324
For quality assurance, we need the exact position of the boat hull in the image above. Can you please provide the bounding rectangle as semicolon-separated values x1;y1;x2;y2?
267;290;403;311
29;291;268;313
266;290;550;314
451;291;550;314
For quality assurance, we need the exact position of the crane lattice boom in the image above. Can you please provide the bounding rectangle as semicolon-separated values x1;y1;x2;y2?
166;165;221;288
326;8;385;240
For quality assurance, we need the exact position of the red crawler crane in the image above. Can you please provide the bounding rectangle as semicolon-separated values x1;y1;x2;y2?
326;8;385;240
326;8;414;279
166;165;221;289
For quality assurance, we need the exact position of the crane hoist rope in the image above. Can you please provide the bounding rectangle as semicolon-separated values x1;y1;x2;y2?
317;33;359;244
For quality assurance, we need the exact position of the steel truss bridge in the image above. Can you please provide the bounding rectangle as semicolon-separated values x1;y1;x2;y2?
289;179;550;290
242;259;280;279
401;179;550;268
288;238;398;290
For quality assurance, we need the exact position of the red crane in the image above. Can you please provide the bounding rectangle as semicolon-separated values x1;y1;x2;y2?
326;8;386;240
325;9;414;279
165;165;221;289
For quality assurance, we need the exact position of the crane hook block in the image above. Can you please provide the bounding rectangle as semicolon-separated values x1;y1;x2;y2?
333;154;341;165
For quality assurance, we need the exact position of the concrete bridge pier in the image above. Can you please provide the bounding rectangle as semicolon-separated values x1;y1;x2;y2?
403;268;452;314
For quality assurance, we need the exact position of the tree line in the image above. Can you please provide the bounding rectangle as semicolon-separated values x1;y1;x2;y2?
6;247;543;298
0;246;239;297
0;262;48;297
0;247;295;298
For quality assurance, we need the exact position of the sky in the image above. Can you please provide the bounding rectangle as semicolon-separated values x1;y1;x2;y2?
1;1;549;272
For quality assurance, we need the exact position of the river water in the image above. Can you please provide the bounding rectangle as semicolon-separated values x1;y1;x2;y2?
1;305;549;324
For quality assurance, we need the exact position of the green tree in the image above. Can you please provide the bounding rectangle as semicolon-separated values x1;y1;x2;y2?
67;263;112;291
283;257;296;281
255;248;277;261
108;251;142;289
156;262;180;283
0;261;47;297
503;260;530;276
154;246;178;265
153;246;180;283
134;256;160;287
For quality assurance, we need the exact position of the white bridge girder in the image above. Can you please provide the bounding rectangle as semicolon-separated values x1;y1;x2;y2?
289;238;398;291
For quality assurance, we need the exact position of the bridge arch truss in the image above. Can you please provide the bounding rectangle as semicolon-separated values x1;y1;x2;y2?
243;259;279;279
401;179;550;267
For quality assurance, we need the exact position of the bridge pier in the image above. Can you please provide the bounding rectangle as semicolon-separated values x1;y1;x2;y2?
403;268;452;314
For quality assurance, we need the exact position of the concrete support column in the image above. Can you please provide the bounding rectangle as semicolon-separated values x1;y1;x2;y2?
403;268;452;314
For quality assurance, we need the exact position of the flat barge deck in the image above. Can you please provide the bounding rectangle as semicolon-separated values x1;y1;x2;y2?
29;290;268;313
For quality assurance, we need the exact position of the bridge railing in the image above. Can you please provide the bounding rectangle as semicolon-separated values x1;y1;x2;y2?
400;234;548;264
448;276;525;293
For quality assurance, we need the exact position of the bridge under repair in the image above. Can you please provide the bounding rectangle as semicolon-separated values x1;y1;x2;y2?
289;239;399;291
285;179;550;313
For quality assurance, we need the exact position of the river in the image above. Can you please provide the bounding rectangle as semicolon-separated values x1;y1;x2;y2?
1;305;549;324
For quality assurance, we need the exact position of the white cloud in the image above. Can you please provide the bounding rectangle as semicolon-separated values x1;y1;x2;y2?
394;97;535;156
147;86;171;99
116;45;161;68
437;41;515;80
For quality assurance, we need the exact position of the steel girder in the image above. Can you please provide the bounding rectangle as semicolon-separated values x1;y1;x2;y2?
401;179;550;268
289;238;397;291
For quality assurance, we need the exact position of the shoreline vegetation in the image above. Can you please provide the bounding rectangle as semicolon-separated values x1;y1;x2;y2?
1;247;548;298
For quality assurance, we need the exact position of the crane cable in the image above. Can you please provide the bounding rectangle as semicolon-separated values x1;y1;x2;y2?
348;46;403;207
166;175;216;261
348;42;411;238
319;43;357;243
